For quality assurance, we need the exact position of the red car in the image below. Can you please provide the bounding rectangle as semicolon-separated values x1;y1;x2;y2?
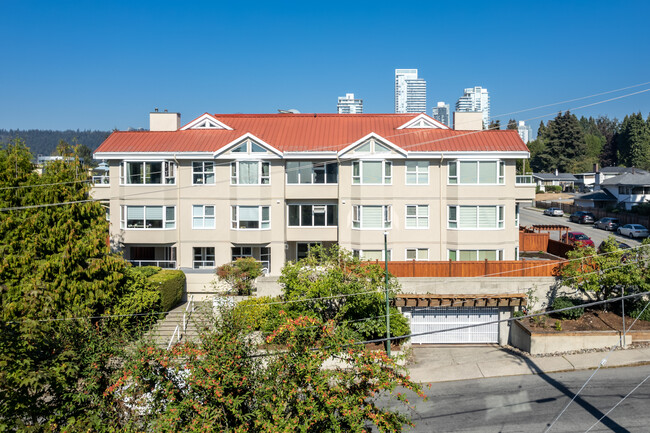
561;231;595;247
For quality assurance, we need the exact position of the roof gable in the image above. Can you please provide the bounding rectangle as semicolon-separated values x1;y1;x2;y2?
214;133;282;158
397;113;449;130
181;113;233;130
338;133;407;159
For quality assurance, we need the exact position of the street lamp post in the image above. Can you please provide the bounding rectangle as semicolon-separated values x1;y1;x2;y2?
384;231;391;357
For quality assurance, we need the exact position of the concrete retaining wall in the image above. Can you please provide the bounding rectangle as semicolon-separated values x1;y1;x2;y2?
511;320;627;354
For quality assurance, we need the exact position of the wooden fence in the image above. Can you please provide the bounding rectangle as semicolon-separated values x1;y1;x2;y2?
519;231;550;252
547;239;574;259
536;201;650;227
375;260;564;278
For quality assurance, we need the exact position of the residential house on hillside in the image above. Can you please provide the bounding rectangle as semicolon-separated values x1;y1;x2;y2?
532;172;578;192
600;171;650;211
595;166;649;190
92;111;536;344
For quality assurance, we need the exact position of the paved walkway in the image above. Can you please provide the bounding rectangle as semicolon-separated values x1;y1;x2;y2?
408;345;650;383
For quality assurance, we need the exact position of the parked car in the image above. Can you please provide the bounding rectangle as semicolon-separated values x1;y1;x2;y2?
597;240;631;253
569;211;595;224
561;231;595;247
594;217;620;231
543;207;564;217
617;224;649;238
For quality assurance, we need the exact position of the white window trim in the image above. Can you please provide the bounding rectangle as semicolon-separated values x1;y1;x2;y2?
352;205;392;230
287;203;338;227
447;205;505;230
120;205;176;230
230;160;271;185
405;204;429;229
405;248;429;261
405;161;429;185
353;249;392;261
352;160;392;185
230;205;271;230
120;161;176;186
447;160;506;186
192;161;215;185
192;205;216;229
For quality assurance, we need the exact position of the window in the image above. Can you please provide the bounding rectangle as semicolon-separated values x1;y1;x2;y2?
352;161;392;184
405;205;429;229
120;205;175;229
352;205;391;229
353;249;392;261
406;161;428;184
231;246;270;272
192;161;215;185
192;205;215;229
193;247;215;269
288;204;337;227
286;161;338;184
297;242;321;260
232;246;253;259
121;161;176;185
447;206;505;229
406;248;428;260
448;250;504;261
231;139;266;154
231;206;270;229
515;203;520;227
230;161;270;185
448;161;505;185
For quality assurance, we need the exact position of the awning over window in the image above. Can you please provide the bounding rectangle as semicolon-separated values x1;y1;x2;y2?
395;294;526;308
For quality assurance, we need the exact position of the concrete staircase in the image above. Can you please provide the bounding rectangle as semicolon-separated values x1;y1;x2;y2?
148;300;214;349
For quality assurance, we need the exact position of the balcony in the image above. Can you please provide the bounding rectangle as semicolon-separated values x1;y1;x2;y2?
193;260;215;269
515;175;534;185
92;175;110;186
130;260;176;269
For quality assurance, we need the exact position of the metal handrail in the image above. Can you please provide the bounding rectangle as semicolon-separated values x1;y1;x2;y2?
166;295;195;351
129;260;176;269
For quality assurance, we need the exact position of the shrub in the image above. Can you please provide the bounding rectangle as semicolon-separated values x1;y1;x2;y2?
129;266;161;278
110;268;162;332
148;269;185;312
233;296;274;330
552;296;584;320
217;257;263;295
545;185;563;193
629;297;650;321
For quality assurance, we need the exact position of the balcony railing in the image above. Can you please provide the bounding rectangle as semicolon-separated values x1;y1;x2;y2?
92;175;110;186
193;260;215;269
130;260;176;269
515;175;534;185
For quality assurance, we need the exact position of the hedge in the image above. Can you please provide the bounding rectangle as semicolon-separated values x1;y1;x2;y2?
148;269;186;312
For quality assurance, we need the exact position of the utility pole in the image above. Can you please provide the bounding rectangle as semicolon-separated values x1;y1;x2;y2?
384;231;391;357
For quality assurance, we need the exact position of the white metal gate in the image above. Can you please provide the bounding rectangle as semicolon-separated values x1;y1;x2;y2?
403;307;499;344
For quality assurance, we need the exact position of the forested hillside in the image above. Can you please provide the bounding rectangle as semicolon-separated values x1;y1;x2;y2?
0;129;110;157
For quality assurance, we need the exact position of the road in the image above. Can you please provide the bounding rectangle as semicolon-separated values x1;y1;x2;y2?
381;365;650;432
520;207;644;248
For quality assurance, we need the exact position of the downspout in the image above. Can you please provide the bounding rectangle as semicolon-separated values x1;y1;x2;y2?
174;154;180;269
440;153;445;260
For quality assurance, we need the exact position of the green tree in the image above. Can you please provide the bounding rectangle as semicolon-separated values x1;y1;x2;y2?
616;113;650;170
560;237;650;308
216;257;264;295
541;111;587;173
596;116;619;167
0;139;156;429
107;308;425;432
277;245;410;343
488;119;501;130
507;118;518;130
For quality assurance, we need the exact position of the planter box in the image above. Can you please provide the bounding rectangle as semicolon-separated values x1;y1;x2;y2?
511;320;630;355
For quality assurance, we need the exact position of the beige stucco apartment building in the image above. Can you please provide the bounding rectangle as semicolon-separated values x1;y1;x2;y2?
93;111;535;277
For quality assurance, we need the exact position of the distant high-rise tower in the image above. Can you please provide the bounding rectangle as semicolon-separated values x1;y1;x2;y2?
337;93;363;114
431;101;450;126
395;69;427;113
517;120;532;144
455;86;490;128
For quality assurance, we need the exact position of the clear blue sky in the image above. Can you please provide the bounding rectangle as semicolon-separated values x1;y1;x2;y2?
1;0;649;131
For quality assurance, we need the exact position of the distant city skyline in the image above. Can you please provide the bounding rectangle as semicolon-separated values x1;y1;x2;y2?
337;93;363;114
1;1;649;131
394;69;427;113
432;102;451;126
456;86;490;128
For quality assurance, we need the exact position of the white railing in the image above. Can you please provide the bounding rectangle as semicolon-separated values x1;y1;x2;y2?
167;295;195;350
515;175;534;184
193;260;215;269
92;175;110;186
130;260;176;269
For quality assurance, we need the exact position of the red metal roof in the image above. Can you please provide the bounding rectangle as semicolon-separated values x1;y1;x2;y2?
94;113;528;154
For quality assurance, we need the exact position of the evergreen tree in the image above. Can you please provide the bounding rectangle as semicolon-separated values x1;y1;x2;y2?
616;113;650;170
596;116;619;167
544;111;587;172
488;119;501;130
507;118;518;130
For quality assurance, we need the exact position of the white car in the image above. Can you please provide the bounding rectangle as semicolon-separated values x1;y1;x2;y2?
543;207;564;217
617;224;649;238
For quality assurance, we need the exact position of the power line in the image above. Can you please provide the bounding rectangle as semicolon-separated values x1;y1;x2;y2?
583;374;650;432
0;179;91;191
544;300;650;433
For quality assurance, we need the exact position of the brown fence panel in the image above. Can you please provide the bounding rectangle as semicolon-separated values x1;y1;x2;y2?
519;231;550;252
547;239;574;258
536;200;650;227
382;260;564;278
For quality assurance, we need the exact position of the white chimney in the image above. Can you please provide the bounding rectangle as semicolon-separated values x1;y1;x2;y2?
150;110;180;131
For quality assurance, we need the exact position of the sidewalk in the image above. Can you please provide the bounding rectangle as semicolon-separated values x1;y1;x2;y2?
408;344;650;383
